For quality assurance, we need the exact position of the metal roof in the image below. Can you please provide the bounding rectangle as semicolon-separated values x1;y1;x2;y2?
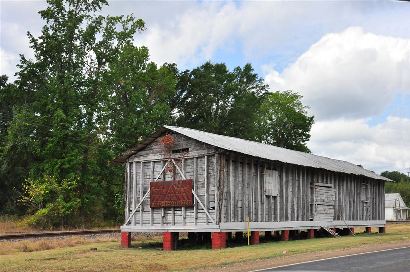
164;126;389;181
385;193;407;208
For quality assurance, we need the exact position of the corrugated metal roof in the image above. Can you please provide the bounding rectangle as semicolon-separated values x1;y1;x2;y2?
385;193;407;208
165;126;389;181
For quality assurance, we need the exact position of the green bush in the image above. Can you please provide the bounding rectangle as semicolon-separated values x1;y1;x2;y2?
20;176;81;228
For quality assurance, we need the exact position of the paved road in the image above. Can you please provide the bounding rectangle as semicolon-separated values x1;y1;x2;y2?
263;246;410;272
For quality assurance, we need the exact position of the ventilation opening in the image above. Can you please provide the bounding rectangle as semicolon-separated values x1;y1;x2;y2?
172;148;189;154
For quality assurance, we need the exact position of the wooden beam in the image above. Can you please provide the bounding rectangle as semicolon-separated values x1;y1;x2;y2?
257;161;261;222
194;157;198;225
140;162;143;226
205;155;208;224
133;161;137;226
214;154;219;224
182;158;186;225
125;164;129;222
230;158;235;222
250;159;256;222
150;161;154;225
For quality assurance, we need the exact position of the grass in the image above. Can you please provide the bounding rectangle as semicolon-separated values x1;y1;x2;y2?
0;224;409;272
0;216;119;235
0;236;119;255
0;216;34;235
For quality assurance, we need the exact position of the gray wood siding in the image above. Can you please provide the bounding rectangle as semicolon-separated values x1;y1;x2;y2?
125;133;217;227
123;133;384;230
218;152;384;224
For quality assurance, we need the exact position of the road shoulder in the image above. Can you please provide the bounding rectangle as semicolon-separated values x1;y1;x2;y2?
197;240;410;272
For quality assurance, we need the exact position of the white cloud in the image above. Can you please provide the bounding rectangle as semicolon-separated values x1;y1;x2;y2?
137;2;239;66
1;1;409;173
265;27;410;120
0;48;19;77
310;117;410;173
265;27;410;172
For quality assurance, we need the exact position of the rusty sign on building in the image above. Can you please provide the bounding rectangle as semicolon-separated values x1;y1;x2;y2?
150;179;193;208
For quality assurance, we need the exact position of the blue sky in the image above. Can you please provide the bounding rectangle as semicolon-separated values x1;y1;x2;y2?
1;0;410;173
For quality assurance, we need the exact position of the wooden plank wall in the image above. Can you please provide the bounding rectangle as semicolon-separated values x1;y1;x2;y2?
219;153;384;223
125;133;218;226
124;134;385;228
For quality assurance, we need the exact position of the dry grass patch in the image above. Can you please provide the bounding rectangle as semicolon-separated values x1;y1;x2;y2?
0;216;120;235
0;223;409;272
0;216;34;235
0;235;118;255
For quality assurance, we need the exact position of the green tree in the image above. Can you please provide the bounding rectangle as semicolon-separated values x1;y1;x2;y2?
0;75;30;214
174;62;268;140
105;48;177;154
383;171;410;207
2;0;175;225
256;91;314;152
1;1;316;226
381;171;410;183
174;62;314;152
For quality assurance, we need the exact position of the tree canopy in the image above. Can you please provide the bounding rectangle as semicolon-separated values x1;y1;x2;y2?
0;0;315;227
255;91;314;152
381;171;410;183
174;62;268;140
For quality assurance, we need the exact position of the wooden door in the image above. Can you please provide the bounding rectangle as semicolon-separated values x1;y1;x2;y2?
313;183;335;221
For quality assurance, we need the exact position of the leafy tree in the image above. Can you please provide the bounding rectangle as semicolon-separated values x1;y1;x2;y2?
105;48;177;154
0;75;30;213
1;0;176;226
1;1;316;227
174;62;268;140
381;171;410;183
255;91;314;152
174;64;313;152
383;171;410;207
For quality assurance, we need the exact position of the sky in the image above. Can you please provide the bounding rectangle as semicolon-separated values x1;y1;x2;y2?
1;0;410;174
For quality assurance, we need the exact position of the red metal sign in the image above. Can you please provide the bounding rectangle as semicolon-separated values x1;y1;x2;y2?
150;179;193;208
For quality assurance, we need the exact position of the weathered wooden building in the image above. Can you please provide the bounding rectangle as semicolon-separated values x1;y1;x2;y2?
115;126;388;249
385;193;409;221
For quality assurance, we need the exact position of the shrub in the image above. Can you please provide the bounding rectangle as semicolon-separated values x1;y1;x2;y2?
20;175;81;228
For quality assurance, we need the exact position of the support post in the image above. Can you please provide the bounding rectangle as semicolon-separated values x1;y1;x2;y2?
281;230;289;241
251;231;260;245
163;232;178;251
308;229;315;239
121;232;131;248
365;227;371;234
379;226;386;234
212;232;227;249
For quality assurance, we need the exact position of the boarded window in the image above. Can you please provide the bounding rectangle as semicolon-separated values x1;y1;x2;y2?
264;169;279;196
361;182;368;202
313;183;335;221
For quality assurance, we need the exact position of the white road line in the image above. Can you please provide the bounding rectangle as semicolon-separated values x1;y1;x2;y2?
250;245;410;272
